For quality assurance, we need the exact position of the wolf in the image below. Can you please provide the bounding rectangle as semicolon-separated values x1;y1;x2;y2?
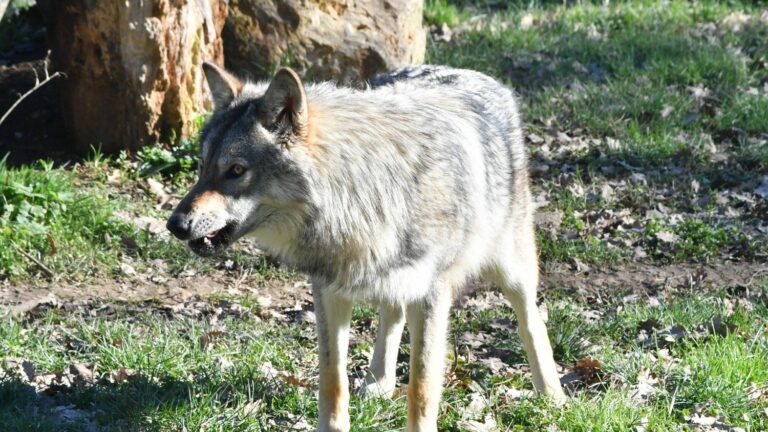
166;62;565;431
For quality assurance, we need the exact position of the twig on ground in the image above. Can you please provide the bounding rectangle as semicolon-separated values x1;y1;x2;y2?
0;50;63;128
738;268;768;289
11;242;54;278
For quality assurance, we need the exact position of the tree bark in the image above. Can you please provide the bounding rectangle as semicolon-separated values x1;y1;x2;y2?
39;0;227;154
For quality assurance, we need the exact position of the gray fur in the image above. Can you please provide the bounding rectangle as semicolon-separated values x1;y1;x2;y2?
167;64;564;431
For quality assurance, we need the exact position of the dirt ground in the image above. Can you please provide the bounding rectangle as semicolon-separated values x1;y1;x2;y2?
3;260;765;317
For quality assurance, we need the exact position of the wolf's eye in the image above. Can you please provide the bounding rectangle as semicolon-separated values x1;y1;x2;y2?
228;164;246;178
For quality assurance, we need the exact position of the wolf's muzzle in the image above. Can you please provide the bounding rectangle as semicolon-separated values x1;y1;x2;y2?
166;213;192;240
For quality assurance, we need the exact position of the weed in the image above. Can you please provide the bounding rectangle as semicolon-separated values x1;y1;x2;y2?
644;218;753;263
135;138;200;180
0;157;131;278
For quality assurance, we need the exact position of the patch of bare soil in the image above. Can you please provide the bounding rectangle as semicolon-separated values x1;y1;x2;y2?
3;260;764;317
0;271;313;316
541;261;766;300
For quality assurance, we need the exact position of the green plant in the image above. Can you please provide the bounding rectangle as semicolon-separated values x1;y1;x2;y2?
644;218;751;262
424;0;463;27
0;156;131;278
136;138;200;179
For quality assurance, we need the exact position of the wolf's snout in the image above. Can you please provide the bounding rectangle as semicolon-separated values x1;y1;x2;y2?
166;213;192;240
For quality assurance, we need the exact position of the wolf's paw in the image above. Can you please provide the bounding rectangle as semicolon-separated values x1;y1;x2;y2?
547;387;568;406
357;375;396;399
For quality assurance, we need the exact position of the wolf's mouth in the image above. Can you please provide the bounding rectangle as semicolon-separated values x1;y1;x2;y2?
188;222;237;257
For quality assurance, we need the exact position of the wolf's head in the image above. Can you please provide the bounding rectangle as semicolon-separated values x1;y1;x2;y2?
166;62;312;257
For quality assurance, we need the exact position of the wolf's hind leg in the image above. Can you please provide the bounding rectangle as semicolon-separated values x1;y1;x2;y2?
313;283;354;432
488;245;566;401
359;302;405;398
405;285;452;432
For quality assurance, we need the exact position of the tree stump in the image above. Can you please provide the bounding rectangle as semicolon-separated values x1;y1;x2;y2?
39;0;227;154
224;0;426;83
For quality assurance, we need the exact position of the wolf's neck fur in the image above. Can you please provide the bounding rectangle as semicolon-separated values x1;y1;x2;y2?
280;83;440;282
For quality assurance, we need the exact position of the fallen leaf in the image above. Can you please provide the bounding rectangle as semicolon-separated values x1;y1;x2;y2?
259;362;280;379
199;330;225;350
700;315;737;337
689;413;718;426
722;11;751;31
284;374;312;388
520;14;536;30
465;392;488;416
458;331;492;349
643;325;687;349
570;257;590;273
691;179;701;194
461;290;509;312
2;358;36;382
118;262;137;277
119;235;141;252
146;177;170;206
46;233;58;255
498;385;534;402
655;231;679;243
457;414;498;432
294;310;316;325
629;368;659;402
687;85;711;99
241;400;264;416
527;132;544;144
108;367;139;384
478;357;508;375
69;363;95;386
574;357;604;386
217;357;234;370
107;169;122;184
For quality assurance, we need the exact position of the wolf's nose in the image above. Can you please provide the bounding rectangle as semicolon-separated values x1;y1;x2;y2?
166;213;192;240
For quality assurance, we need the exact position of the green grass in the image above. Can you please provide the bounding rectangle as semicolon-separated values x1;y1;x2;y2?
2;0;765;279
425;0;768;265
0;158;133;279
643;217;759;263
427;0;767;168
424;0;464;27
2;0;768;429
2;284;766;430
0;154;286;281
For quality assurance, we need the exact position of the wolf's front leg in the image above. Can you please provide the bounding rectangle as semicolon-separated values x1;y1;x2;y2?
359;302;406;398
312;283;353;432
405;288;453;432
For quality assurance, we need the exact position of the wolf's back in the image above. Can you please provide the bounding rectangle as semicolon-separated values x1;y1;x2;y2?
369;64;529;211
293;66;533;296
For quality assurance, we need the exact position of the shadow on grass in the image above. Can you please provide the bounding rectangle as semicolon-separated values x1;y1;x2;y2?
0;366;308;431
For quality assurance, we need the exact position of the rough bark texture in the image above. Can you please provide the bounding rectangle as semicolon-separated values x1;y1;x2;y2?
224;0;426;84
39;0;227;154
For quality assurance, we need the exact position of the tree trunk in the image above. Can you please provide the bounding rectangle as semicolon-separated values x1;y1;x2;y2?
39;0;227;154
0;0;9;23
224;0;426;84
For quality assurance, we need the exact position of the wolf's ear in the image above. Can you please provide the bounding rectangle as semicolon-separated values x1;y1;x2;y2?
263;68;308;139
203;62;243;110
